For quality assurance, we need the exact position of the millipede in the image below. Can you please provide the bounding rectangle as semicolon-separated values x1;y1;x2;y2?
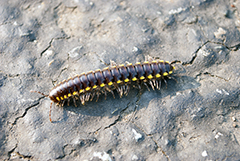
32;56;175;122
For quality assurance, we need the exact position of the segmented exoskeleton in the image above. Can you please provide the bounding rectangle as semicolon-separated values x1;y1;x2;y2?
32;56;175;122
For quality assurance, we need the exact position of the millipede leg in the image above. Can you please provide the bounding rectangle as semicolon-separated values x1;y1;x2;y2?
144;82;150;91
145;55;148;61
106;86;115;99
138;83;141;90
116;87;120;97
163;79;168;89
118;86;124;98
80;95;85;105
85;93;90;102
157;80;161;90
127;84;130;94
61;100;66;107
49;102;53;122
67;98;70;106
121;86;124;97
145;55;154;62
90;92;95;101
110;60;117;66
96;92;100;102
116;86;121;98
122;85;126;95
73;97;77;107
104;90;107;100
111;90;115;98
124;85;130;96
168;76;178;83
153;79;156;88
149;80;155;90
148;56;154;62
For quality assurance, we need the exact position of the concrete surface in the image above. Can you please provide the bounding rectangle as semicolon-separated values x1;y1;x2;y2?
0;0;239;160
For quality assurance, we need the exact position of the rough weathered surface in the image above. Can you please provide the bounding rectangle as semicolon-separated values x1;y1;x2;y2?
0;0;240;160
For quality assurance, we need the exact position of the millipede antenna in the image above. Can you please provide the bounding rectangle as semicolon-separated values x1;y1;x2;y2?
30;90;49;97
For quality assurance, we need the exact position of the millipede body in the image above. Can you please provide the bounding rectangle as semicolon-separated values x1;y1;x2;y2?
32;56;175;122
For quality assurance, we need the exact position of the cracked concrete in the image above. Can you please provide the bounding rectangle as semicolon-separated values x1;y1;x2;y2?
0;0;240;160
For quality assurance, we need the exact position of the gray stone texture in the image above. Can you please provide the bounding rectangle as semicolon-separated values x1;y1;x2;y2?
0;0;240;160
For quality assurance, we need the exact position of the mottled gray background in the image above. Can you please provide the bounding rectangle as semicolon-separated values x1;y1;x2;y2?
0;0;240;160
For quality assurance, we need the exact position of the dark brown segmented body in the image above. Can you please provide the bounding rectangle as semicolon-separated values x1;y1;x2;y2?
49;60;174;104
33;57;175;122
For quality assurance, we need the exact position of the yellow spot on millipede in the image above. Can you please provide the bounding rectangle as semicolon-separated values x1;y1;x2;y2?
85;87;91;91
73;91;78;95
80;89;84;93
100;83;105;87
136;62;141;65
124;78;129;82
60;97;64;100
159;60;164;62
117;80;122;84
56;97;60;101
119;64;124;67
156;74;161;78
68;93;72;97
163;72;168;76
64;95;67;99
144;61;149;63
93;85;97;89
165;61;170;63
140;76;145;80
108;82;113;86
147;75;153;79
132;77;137;81
169;71;173;74
127;63;132;65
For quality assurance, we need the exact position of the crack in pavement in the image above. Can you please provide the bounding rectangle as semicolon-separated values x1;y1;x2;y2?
52;67;68;85
229;42;240;51
195;72;230;82
15;151;32;160
104;115;121;130
40;38;54;57
133;122;170;161
10;99;42;127
182;40;209;66
7;143;18;160
94;52;110;66
103;100;133;130
40;36;71;57
182;40;236;67
96;90;140;131
124;89;142;127
152;138;170;161
203;72;230;81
